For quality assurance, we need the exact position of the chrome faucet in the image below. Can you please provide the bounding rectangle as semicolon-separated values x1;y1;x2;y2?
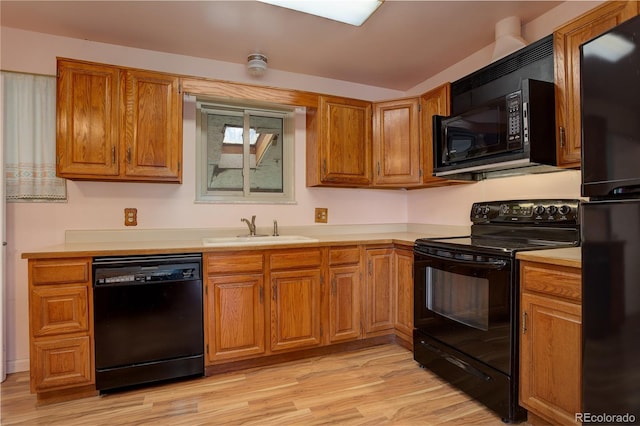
241;215;257;236
273;219;279;236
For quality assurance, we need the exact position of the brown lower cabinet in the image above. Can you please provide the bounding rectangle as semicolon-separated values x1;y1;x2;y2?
519;260;582;426
25;244;415;401
393;247;414;344
27;257;95;399
364;247;395;335
269;248;323;352
327;246;363;343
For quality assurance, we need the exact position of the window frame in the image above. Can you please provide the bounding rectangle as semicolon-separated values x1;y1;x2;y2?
195;97;295;204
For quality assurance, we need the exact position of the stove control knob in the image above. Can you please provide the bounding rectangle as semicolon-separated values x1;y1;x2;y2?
500;204;509;215
533;205;545;216
559;205;572;215
547;205;558;215
482;206;491;215
473;205;483;215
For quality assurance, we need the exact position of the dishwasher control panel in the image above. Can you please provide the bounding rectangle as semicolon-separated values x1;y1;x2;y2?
93;254;202;285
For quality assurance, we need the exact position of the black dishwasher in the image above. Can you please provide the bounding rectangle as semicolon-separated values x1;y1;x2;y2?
93;253;204;392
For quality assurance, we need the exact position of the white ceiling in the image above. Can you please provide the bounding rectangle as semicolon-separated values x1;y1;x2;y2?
0;1;563;91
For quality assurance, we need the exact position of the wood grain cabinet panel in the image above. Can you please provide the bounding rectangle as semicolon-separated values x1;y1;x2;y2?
56;60;120;177
31;336;93;392
306;95;372;187
520;260;582;426
28;257;94;396
56;58;183;182
31;258;90;286
206;274;265;362
393;248;414;343
123;69;182;181
31;286;89;337
372;98;421;187
328;246;362;343
364;248;395;335
553;0;639;167
270;268;322;352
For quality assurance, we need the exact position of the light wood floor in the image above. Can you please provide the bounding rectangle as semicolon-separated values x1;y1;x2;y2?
0;344;505;425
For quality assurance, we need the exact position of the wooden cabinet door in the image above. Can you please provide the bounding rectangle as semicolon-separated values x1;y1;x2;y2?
316;95;372;186
328;265;362;343
420;83;453;186
124;69;182;182
520;292;582;425
393;248;413;341
206;274;265;362
31;285;89;338
364;248;394;334
56;59;120;178
31;336;93;392
554;0;639;167
372;98;420;186
270;269;322;351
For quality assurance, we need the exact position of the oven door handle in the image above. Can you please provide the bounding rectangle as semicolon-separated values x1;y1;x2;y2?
415;249;508;269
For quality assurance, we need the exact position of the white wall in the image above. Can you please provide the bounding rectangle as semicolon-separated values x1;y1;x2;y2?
0;0;598;373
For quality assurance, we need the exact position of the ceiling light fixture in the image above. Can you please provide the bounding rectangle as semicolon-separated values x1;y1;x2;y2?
257;0;383;26
247;53;268;77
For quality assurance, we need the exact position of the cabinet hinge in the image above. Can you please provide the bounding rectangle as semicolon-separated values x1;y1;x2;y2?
56;69;61;78
206;343;209;354
178;84;182;95
320;325;323;337
419;169;423;178
522;311;528;334
417;103;422;112
204;286;208;296
368;260;373;275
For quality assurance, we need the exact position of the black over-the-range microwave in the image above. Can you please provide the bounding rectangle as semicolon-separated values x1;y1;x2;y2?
433;79;557;179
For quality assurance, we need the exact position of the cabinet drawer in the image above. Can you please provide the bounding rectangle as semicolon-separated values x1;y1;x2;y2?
329;246;360;266
270;249;322;270
31;258;91;286
521;261;582;302
31;285;89;337
206;252;264;274
32;336;93;391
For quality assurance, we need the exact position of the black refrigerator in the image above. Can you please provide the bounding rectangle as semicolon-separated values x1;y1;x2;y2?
580;14;640;424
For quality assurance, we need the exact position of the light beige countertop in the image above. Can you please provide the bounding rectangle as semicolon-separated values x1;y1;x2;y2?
22;224;470;259
516;246;581;268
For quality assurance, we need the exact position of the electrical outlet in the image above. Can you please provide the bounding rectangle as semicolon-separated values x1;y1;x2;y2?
315;208;328;223
124;208;137;226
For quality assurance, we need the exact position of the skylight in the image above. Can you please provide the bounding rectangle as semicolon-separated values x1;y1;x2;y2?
258;0;383;26
223;126;259;145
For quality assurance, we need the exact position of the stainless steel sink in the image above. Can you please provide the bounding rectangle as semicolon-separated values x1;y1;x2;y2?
202;235;319;247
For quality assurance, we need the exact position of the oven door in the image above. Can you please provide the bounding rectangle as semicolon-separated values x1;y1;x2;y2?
413;245;513;374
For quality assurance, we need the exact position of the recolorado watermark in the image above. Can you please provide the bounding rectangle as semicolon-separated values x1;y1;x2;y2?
576;412;637;424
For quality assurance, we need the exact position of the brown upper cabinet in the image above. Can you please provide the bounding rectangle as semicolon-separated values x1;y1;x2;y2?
56;58;183;183
306;95;373;187
553;1;639;168
372;98;421;187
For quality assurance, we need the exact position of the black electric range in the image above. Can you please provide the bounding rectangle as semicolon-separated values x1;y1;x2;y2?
413;199;580;423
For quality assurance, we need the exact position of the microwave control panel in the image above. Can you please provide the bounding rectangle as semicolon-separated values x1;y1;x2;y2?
506;92;522;146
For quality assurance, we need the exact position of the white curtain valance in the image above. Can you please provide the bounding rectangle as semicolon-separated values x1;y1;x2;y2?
2;71;66;201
